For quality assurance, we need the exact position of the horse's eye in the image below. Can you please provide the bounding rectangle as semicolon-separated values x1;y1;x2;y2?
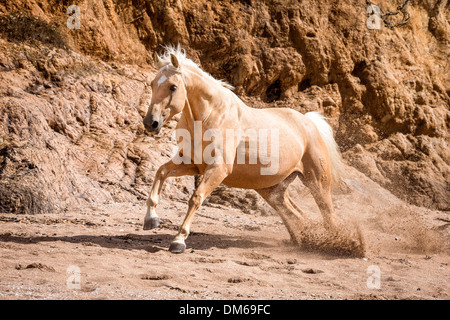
170;84;177;92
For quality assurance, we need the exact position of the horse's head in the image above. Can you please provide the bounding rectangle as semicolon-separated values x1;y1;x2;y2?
143;53;186;134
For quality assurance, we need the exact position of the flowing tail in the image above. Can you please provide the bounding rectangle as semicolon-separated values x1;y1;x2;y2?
305;112;344;185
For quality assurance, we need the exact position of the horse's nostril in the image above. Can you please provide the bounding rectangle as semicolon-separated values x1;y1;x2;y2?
151;121;159;129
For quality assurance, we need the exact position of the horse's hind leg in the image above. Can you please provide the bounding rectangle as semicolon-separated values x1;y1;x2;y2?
256;173;305;245
300;149;337;231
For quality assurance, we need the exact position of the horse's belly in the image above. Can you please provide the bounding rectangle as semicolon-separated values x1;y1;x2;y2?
222;169;291;189
221;154;300;189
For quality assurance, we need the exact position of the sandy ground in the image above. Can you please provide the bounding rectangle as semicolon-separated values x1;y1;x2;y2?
0;169;448;300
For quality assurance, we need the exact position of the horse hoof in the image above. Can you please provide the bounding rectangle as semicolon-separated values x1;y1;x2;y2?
169;241;186;254
143;217;160;230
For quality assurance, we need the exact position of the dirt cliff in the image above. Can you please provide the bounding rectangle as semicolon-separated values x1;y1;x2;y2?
0;0;448;214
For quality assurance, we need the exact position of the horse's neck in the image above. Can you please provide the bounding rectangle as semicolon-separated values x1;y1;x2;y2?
181;98;196;134
184;72;219;125
182;68;244;133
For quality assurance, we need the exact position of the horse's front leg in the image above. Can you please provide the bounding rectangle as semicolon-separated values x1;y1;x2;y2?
169;164;230;253
144;160;199;230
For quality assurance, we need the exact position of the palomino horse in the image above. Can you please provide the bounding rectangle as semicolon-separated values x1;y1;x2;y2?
143;46;344;253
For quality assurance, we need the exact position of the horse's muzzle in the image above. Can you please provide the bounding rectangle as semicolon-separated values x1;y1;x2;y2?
143;115;163;134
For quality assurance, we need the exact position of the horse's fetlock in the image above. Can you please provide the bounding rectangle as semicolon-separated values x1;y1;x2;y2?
147;197;158;208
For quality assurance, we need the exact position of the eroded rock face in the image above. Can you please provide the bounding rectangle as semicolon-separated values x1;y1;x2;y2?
0;40;192;214
0;0;448;213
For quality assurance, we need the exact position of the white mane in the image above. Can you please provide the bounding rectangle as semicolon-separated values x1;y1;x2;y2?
156;45;234;91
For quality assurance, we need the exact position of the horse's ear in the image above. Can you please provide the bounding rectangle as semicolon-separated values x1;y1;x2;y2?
153;51;161;68
170;53;180;69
